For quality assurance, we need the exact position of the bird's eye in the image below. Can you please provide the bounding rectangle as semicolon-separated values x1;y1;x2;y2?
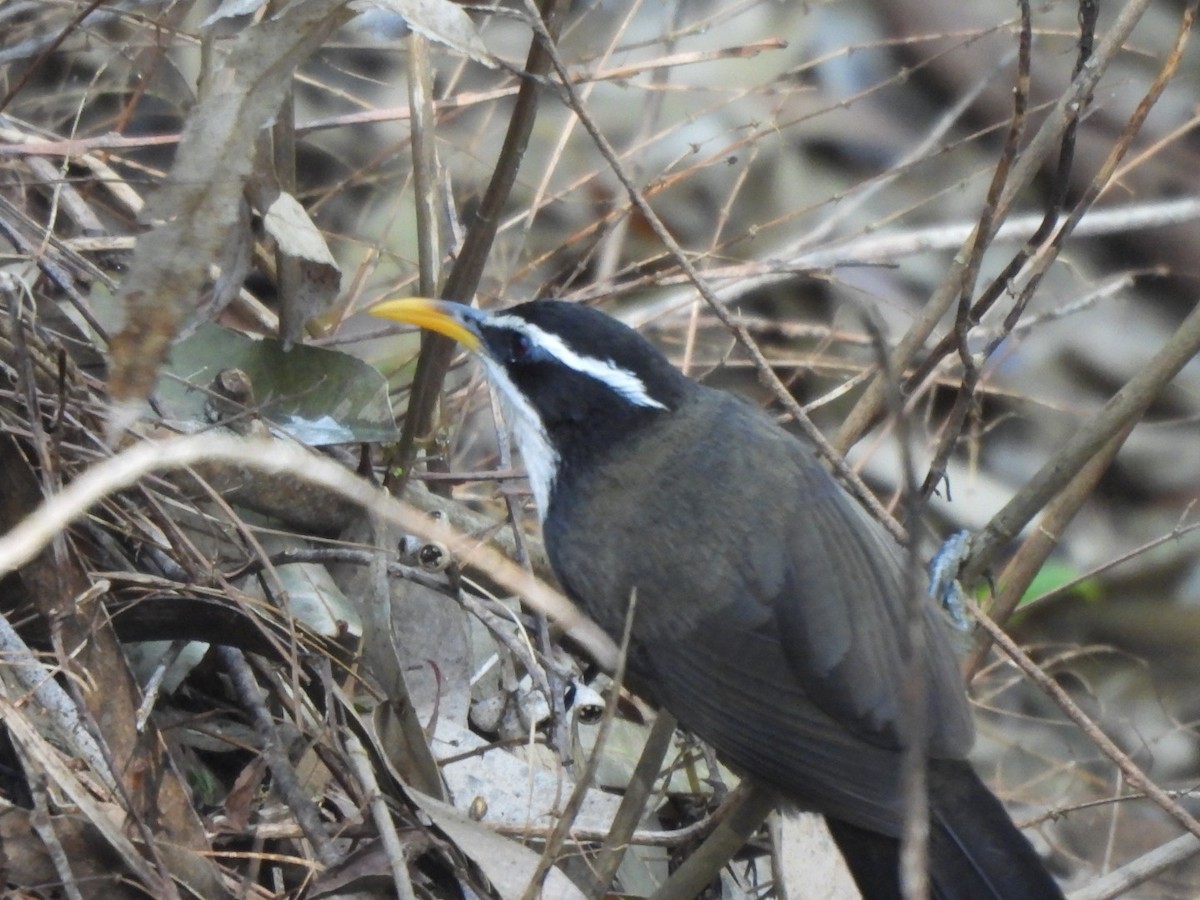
508;332;534;363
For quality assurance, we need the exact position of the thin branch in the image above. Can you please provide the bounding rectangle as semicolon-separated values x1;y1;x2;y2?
961;293;1200;585
344;728;420;900
391;0;571;483
516;0;908;542
0;434;620;671
217;646;339;867
832;0;1156;454
521;589;638;900
969;601;1200;843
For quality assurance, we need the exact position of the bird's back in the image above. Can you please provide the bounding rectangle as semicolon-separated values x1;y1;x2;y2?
544;385;974;834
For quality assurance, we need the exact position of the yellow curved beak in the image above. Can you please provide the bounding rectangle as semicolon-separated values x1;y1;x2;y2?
368;297;482;351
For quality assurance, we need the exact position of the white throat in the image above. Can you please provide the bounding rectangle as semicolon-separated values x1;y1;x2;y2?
475;316;669;522
481;358;559;523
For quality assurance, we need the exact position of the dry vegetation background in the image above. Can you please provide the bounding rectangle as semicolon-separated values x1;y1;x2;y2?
3;0;1200;897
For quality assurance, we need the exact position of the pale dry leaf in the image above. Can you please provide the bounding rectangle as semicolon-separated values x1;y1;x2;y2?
774;812;861;899
407;787;589;900
352;0;496;68
201;0;270;28
264;192;339;267
265;192;342;343
436;720;622;831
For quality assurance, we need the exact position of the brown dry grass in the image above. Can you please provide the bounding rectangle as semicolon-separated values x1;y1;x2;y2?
3;0;1200;897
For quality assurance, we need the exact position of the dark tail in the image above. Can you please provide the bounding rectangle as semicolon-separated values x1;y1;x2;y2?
826;760;1063;900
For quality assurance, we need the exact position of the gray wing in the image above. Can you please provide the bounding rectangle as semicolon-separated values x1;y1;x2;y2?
764;437;974;756
548;391;974;833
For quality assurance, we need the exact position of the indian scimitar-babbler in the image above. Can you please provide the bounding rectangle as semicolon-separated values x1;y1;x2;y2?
371;297;1063;900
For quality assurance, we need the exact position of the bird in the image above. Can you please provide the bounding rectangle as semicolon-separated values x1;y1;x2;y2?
369;296;1064;900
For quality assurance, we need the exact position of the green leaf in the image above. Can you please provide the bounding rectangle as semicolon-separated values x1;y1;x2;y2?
159;324;399;445
1019;561;1103;607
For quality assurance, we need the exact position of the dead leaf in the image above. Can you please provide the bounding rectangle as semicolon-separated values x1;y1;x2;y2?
352;0;496;68
107;0;353;426
407;788;589;900
264;191;342;344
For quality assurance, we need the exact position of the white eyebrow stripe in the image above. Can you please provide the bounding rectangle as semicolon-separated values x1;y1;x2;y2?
488;314;669;411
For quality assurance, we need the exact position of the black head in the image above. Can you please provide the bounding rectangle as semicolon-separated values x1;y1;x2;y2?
477;300;689;424
370;298;693;517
